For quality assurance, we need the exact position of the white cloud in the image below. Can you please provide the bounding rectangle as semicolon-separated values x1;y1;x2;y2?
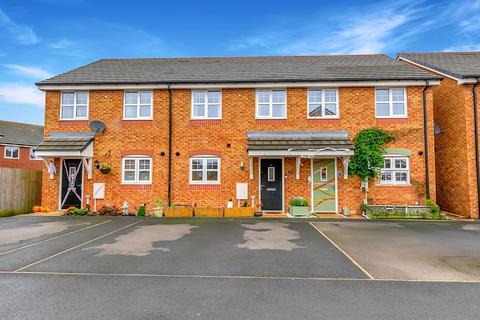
50;39;75;49
0;8;38;44
4;64;52;79
443;44;480;52
0;83;43;107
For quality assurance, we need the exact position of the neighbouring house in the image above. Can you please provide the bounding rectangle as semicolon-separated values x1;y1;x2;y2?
0;120;44;171
398;52;480;219
35;55;439;215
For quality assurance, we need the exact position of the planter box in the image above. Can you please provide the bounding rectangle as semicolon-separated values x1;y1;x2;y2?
195;207;223;217
152;207;164;217
364;205;443;220
164;207;193;217
289;206;309;217
224;207;255;217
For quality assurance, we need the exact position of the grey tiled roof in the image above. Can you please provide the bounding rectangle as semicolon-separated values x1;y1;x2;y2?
35;132;95;152
0;120;44;146
247;130;354;150
37;55;439;86
398;52;480;79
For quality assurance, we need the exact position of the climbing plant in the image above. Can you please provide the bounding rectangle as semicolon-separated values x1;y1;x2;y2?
348;128;395;180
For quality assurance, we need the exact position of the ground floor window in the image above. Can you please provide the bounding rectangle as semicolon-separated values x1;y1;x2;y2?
380;156;410;185
122;156;152;184
190;156;220;184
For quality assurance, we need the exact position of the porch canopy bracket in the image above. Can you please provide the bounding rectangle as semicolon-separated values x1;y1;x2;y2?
337;156;350;180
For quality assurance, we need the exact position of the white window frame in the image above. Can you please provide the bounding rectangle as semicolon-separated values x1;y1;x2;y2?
189;156;221;185
60;91;89;120
29;147;41;160
121;156;152;184
379;156;410;186
256;89;287;119
375;88;407;118
4;146;19;159
191;90;222;119
123;91;153;120
307;89;339;119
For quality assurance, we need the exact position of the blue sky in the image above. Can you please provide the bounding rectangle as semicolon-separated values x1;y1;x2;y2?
0;0;479;125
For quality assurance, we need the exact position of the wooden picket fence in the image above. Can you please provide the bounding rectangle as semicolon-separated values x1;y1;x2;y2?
0;168;42;216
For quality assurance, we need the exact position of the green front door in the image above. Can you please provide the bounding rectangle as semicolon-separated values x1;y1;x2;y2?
312;159;336;212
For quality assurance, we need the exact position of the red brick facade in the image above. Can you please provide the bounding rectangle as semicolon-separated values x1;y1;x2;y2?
41;86;436;214
0;145;42;171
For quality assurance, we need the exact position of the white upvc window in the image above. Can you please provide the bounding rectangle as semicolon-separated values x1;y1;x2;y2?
375;88;407;118
380;156;410;185
121;156;152;184
192;90;221;119
189;156;220;184
256;89;286;119
124;91;153;120
4;146;19;159
29;148;41;160
308;89;339;118
60;92;88;120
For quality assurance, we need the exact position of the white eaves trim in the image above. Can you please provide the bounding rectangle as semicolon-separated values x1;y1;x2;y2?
248;149;354;157
37;80;441;91
397;57;477;85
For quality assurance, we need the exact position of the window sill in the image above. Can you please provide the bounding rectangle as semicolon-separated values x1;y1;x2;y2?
189;119;222;126
375;118;409;124
59;118;89;121
377;184;411;187
122;118;153;121
188;184;221;190
120;184;152;190
255;119;287;124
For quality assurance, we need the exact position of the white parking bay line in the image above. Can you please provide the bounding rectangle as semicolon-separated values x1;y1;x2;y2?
0;220;112;257
14;221;142;272
308;222;375;280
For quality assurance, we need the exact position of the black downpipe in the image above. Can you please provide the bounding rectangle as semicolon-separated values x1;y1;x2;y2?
423;80;431;199
472;80;480;217
167;84;173;207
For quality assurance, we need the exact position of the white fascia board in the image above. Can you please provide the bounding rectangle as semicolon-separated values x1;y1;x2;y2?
397;57;477;85
248;150;355;157
35;141;93;158
37;80;440;91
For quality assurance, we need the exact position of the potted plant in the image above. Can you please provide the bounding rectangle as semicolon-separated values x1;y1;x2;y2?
289;197;309;217
99;164;111;174
152;198;165;217
137;204;146;217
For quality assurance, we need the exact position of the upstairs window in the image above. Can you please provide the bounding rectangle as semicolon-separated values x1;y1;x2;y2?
376;88;407;118
190;156;220;184
124;91;153;120
308;89;338;118
256;90;286;118
30;148;41;160
380;156;410;185
192;90;221;119
61;92;88;120
122;156;152;184
4;146;19;159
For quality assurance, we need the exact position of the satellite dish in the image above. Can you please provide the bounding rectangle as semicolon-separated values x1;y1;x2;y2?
434;122;442;135
89;120;106;133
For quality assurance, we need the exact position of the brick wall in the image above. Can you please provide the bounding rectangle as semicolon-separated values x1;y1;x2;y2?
0;145;42;170
42;86;435;214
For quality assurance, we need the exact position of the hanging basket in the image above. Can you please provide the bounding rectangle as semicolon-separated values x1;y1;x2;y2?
100;167;111;174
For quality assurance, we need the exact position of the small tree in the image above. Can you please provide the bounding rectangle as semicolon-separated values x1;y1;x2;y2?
349;128;395;203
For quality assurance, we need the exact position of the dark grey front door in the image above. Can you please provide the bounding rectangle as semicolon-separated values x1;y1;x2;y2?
61;159;83;209
260;159;283;211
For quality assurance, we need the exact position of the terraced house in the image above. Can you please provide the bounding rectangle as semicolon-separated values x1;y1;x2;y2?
35;55;440;215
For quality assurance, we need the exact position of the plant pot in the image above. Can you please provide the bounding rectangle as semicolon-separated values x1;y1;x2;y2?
224;207;254;217
100;167;111;174
152;207;164;217
289;206;309;217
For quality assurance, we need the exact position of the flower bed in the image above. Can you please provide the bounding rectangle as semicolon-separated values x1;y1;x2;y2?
364;205;444;220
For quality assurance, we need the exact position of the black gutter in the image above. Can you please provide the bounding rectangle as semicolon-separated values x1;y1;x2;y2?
472;79;480;217
422;80;431;199
167;84;173;207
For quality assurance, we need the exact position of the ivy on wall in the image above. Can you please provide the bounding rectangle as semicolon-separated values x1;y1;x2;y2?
348;128;395;180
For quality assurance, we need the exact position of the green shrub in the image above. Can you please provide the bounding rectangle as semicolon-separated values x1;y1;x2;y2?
97;205;122;216
66;207;89;216
425;199;440;214
290;197;308;207
137;205;146;217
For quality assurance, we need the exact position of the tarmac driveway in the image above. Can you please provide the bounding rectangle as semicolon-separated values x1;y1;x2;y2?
312;220;480;281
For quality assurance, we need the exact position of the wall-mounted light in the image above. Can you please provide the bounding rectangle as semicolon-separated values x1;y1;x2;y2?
240;161;245;171
94;160;100;169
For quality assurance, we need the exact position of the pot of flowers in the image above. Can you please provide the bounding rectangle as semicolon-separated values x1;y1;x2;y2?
289;197;309;217
99;164;111;174
152;198;165;217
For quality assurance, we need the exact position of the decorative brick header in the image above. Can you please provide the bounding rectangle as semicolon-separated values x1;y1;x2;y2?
188;149;222;157
121;150;154;157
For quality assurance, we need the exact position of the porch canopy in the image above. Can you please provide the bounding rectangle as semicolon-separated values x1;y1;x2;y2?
35;132;95;179
247;130;355;179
